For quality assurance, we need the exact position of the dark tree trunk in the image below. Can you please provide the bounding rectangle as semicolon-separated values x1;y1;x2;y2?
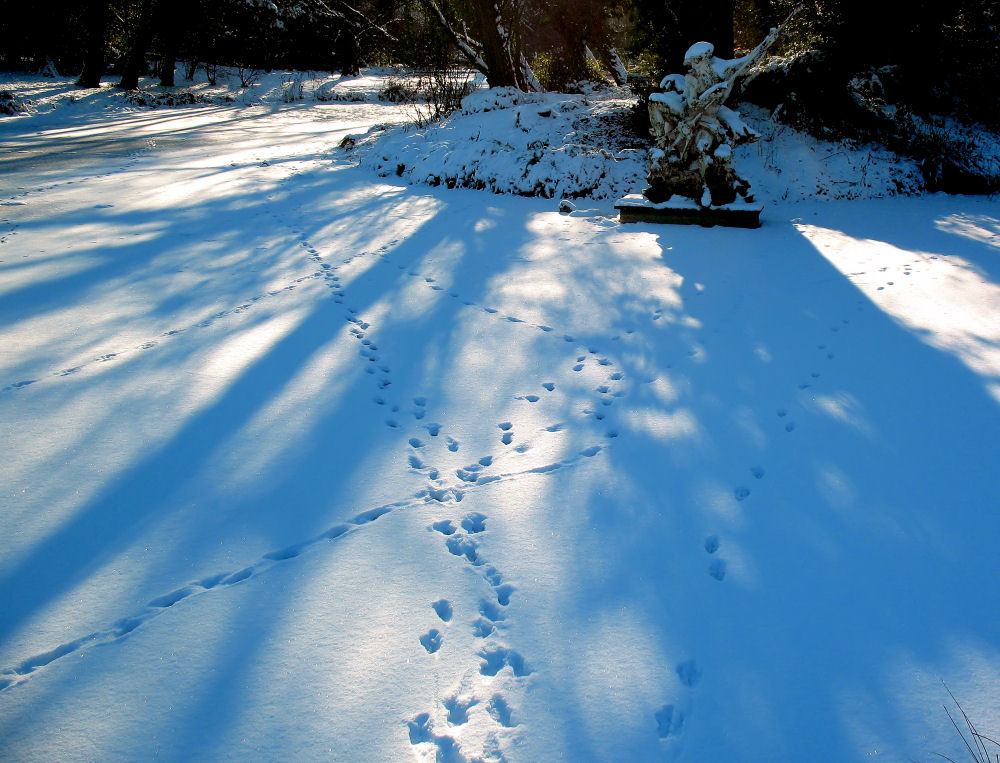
76;0;108;88
706;0;735;59
159;52;176;86
468;1;521;89
119;0;155;90
158;2;183;87
335;29;361;75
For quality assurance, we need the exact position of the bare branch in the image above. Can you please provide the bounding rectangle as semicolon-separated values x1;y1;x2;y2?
420;0;490;78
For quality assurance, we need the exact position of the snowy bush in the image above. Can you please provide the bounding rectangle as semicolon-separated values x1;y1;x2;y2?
314;81;368;103
0;90;29;115
378;78;420;103
123;89;201;108
350;86;646;200
282;77;304;102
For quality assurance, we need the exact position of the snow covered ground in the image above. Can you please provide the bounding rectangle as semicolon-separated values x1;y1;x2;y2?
1;69;999;762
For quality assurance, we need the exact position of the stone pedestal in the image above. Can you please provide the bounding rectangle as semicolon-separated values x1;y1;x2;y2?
615;193;763;228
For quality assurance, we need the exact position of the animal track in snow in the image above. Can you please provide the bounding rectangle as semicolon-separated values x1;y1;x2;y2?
479;600;505;623
443;695;478;725
708;558;727;581
462;512;487;533
0;493;423;693
494;583;515;607
407;714;462;758
0;272;325;395
446;535;481;565
479;647;531;677
432;520;457;536
420;629;443;654
676;659;701;687
488;695;516;727
433;600;453;622
655;704;685;739
472;618;496;638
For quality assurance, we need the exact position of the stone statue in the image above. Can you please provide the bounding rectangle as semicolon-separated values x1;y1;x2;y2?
645;28;780;207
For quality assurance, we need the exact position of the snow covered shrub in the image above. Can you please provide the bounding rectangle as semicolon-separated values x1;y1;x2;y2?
123;90;201;108
282;75;305;102
314;81;338;101
314;81;367;103
238;67;263;89
0;91;29;115
409;70;479;126
910;121;1000;195
378;78;420;103
351;86;645;200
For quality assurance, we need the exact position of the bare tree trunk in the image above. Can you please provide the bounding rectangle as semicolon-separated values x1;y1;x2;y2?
421;0;540;91
468;1;520;88
119;0;156;90
159;52;176;87
76;0;108;88
335;28;361;75
592;44;628;85
158;1;184;87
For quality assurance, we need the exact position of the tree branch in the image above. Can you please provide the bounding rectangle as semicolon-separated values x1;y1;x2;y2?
420;0;490;78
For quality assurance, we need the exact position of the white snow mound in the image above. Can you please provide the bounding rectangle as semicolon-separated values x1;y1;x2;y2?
350;85;647;199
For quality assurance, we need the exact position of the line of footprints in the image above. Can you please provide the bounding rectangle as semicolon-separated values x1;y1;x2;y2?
409;509;528;759
278;218;724;754
268;190;855;749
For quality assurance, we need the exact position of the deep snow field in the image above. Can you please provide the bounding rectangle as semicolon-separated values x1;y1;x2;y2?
1;68;999;762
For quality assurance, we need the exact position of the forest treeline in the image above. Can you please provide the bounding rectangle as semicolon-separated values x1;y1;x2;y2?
1;0;998;129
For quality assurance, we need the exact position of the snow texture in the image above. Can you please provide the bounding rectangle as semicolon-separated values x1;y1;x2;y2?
1;66;1000;763
351;85;646;200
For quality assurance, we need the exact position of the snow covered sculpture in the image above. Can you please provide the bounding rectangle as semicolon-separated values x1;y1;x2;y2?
645;29;779;208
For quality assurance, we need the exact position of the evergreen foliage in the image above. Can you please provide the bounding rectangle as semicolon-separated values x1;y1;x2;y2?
0;0;996;132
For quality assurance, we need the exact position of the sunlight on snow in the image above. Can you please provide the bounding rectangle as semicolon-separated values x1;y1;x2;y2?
817;465;858;512
623;406;700;443
567;611;679;748
797;224;1000;404
807;392;873;435
936;212;1000;249
838;640;1000;760
195;308;310;387
0;255;102;299
648;375;682;405
208;329;357;491
733;404;767;450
